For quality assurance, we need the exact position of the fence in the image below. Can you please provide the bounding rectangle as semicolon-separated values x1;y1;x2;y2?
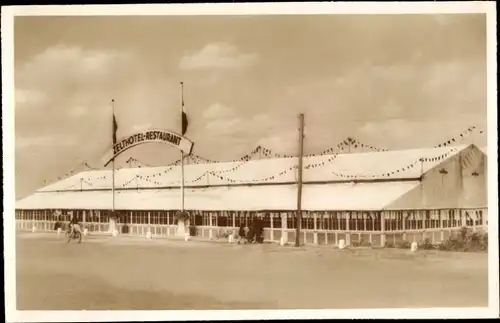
15;208;487;247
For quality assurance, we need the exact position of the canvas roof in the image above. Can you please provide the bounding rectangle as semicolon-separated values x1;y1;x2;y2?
16;145;481;212
36;145;469;192
15;181;421;211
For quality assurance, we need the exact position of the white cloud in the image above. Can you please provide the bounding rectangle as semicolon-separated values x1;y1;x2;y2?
179;43;258;71
15;89;47;108
14;44;136;140
132;123;152;132
16;45;134;96
205;117;244;136
202;102;234;120
256;130;300;155
251;113;271;125
68;105;88;117
356;114;486;149
200;103;246;136
16;135;77;149
21;45;132;81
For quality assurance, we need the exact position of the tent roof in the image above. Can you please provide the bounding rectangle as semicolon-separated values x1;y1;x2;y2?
16;145;482;211
36;145;469;192
15;181;421;211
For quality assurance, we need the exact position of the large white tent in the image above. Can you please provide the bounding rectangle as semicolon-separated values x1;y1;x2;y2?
16;144;487;211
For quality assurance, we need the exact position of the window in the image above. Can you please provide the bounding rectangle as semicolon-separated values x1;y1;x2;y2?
201;212;209;226
218;212;228;227
234;212;244;227
261;213;271;228
338;212;346;231
101;210;109;223
166;211;173;225
192;211;202;226
271;213;282;229
155;211;164;225
300;214;313;230
287;212;296;229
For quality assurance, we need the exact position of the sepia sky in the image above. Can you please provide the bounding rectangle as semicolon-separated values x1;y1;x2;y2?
14;14;487;198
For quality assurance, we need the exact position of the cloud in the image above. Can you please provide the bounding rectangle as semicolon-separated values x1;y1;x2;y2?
16;135;77;149
14;44;137;151
179;43;258;71
68;105;88;117
15;89;47;108
253;112;311;155
357;114;486;148
132;123;152;132
200;103;246;136
257;130;300;155
19;45;132;82
16;45;135;100
202;102;234;120
205;117;244;136
274;57;485;126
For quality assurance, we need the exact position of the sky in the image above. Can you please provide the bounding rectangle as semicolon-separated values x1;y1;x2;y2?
14;14;487;198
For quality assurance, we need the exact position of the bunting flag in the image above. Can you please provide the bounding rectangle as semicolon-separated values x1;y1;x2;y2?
48;126;484;187
43;160;99;186
331;159;420;179
330;147;459;179
342;127;483;152
126;157;156;168
433;126;479;148
347;138;388;152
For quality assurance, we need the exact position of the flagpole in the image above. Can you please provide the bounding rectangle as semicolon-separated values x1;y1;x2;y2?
180;82;185;212
295;113;305;248
112;99;116;213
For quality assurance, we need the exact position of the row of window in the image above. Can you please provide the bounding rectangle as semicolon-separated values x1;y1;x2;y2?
15;209;484;231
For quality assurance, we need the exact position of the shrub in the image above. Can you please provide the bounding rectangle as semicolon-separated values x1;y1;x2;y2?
215;228;233;239
352;239;372;247
438;227;487;252
360;239;372;247
418;238;435;250
384;241;395;248
396;240;411;249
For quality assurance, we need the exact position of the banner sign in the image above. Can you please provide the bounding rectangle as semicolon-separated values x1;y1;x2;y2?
103;129;194;167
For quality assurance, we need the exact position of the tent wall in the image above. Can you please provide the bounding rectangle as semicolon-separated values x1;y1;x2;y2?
386;146;487;210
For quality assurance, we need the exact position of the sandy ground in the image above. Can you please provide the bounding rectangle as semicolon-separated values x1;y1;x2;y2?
15;232;488;310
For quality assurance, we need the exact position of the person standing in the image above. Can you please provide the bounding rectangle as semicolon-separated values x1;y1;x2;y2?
238;221;247;244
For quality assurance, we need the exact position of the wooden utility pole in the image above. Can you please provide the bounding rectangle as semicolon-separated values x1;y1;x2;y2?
296;113;305;247
180;82;185;213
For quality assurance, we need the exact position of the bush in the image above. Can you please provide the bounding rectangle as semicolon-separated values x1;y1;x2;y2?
384;240;413;249
396;240;411;249
384;241;395;248
418;238;435;250
360;239;372;247
215;228;232;239
352;239;372;247
438;227;487;252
